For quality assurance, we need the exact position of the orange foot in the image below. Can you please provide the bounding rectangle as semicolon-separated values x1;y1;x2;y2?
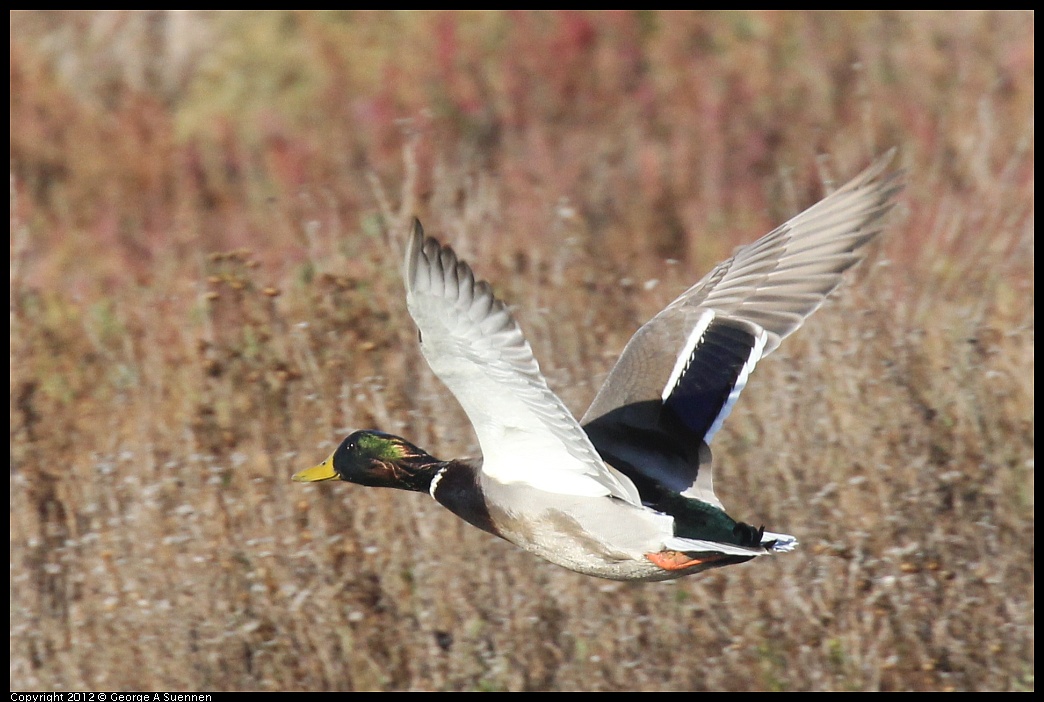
646;550;724;571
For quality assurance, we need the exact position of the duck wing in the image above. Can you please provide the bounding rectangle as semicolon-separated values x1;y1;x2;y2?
582;153;903;506
404;221;641;505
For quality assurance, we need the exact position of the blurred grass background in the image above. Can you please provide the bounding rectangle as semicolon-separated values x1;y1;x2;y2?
9;10;1033;691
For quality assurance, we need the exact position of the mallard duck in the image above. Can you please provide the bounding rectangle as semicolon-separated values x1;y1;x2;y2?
294;154;901;581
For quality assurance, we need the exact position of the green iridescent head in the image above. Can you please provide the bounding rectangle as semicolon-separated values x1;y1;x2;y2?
293;430;438;492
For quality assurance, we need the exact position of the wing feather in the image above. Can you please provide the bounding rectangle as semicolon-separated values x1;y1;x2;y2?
403;221;641;504
582;153;902;505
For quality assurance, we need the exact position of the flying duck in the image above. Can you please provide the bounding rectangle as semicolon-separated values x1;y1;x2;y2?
293;153;902;580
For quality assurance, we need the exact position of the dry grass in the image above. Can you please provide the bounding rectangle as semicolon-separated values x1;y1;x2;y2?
10;11;1033;691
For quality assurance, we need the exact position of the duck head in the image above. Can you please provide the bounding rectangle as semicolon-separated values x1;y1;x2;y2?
293;430;440;493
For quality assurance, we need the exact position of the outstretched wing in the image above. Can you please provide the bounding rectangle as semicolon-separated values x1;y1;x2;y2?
403;221;641;504
582;153;903;506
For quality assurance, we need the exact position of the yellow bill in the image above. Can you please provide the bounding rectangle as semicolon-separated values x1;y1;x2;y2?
292;454;338;482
